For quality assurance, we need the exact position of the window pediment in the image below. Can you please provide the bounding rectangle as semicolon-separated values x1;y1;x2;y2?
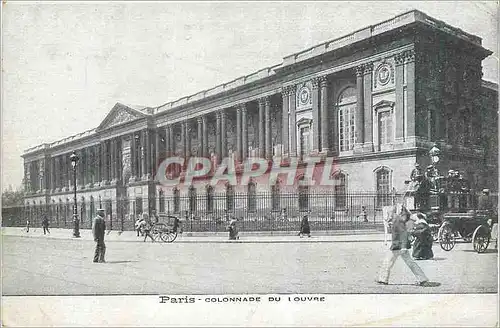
373;100;395;113
297;117;313;126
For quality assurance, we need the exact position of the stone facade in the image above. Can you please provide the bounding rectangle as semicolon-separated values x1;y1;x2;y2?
22;10;498;219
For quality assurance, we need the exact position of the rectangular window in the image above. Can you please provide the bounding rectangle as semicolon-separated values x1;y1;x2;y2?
300;127;311;158
376;170;391;207
378;111;393;146
339;105;356;151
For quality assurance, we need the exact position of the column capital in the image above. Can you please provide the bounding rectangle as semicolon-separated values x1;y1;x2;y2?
282;86;291;97
319;75;329;88
258;96;270;106
355;64;365;77
363;62;374;75
197;116;203;124
404;49;415;63
240;103;247;114
311;77;320;89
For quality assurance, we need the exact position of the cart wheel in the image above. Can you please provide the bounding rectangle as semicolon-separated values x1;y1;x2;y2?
161;231;178;243
431;226;439;242
472;225;490;253
438;222;455;251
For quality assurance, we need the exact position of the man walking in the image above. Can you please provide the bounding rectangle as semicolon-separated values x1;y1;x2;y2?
92;208;106;263
42;215;50;235
376;204;429;286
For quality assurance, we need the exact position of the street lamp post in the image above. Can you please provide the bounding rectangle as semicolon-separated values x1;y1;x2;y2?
70;151;80;238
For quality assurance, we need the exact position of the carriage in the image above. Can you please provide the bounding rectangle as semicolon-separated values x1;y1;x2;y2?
404;168;497;253
150;215;181;242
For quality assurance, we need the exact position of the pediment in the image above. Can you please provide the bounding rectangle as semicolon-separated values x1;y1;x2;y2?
297;117;313;126
96;103;149;132
373;100;395;111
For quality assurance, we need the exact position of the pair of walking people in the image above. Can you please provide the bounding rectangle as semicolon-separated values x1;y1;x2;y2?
376;204;430;286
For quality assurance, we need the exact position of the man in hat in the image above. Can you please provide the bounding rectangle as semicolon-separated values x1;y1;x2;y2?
376;204;430;286
92;208;106;263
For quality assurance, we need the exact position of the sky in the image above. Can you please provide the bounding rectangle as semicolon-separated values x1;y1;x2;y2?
1;1;498;191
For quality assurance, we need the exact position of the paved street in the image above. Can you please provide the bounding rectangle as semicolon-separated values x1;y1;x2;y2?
2;234;497;295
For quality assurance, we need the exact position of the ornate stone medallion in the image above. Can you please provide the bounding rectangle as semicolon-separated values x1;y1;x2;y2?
377;63;392;86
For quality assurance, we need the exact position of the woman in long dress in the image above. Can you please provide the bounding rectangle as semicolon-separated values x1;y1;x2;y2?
411;214;434;260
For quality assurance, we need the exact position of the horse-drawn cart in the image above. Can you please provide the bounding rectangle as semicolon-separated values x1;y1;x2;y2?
404;166;497;254
438;211;497;253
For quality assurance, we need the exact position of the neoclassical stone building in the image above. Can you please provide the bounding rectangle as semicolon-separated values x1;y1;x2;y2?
22;10;498;220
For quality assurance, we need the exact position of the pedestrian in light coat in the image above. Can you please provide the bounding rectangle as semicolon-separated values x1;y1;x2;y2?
376;204;429;286
92;208;106;263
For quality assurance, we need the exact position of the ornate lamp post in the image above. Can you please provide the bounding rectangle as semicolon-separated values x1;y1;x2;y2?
429;143;441;167
70;151;80;238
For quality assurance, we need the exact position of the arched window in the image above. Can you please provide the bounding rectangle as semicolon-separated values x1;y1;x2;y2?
333;172;347;209
206;185;214;213
159;190;165;213
271;181;281;211
298;176;309;211
247;180;257;213
375;167;392;207
226;184;234;211
336;86;357;151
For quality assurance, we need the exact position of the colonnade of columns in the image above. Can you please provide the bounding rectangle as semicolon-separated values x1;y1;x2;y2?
25;50;418;195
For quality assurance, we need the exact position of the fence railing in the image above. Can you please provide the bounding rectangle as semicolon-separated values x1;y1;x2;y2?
5;191;496;232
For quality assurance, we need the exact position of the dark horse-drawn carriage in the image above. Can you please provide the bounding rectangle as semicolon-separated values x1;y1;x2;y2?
404;165;497;253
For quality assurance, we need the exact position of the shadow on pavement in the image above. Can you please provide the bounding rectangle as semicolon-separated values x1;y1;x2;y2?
105;260;139;264
462;249;498;254
430;257;446;261
389;281;441;287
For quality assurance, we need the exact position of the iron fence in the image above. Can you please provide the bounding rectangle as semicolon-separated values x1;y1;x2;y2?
6;191;497;232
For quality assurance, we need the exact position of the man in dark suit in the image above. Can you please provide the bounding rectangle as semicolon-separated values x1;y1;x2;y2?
92;208;106;263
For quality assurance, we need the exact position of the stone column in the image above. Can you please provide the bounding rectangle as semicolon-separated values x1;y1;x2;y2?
110;141;116;182
168;125;174;158
363;63;374;151
289;86;297;157
100;142;106;184
155;129;161;173
281;87;290;157
197;117;203;157
202;116;208;158
241;104;248;161
185;122;191;159
51;157;56;191
221;110;227;159
236;106;242;162
395;53;405;141
258;98;265;158
164;127;170;157
181;122;187;160
54;156;61;189
264;97;272;159
355;65;365;148
39;160;44;191
95;144;101;182
141;131;147;179
130;133;137;179
406;50;416;138
146;130;152;179
115;138;121;181
311;77;321;153
215;111;221;163
319;76;330;153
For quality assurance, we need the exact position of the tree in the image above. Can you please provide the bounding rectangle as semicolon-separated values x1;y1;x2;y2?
2;188;25;207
